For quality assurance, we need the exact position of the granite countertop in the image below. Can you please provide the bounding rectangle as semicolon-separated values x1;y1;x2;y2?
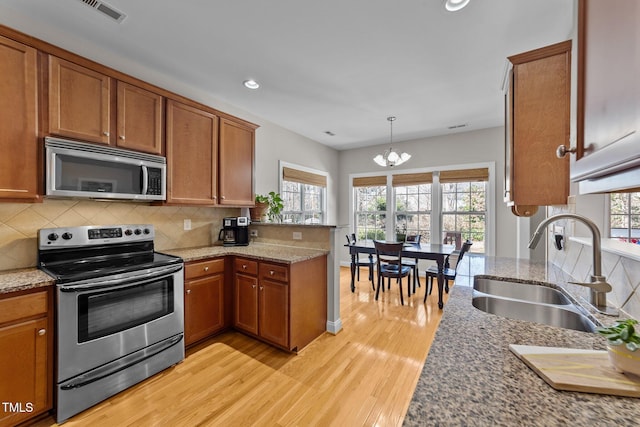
0;268;55;295
404;257;640;427
163;242;329;264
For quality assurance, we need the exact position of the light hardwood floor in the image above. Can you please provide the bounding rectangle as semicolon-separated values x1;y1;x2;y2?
33;267;450;427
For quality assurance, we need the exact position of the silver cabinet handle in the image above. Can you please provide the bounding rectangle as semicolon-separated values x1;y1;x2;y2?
252;284;256;288
556;145;576;158
186;289;191;294
119;135;125;140
38;329;46;336
269;270;275;275
103;132;110;136
221;196;226;199
242;265;247;269
204;266;209;272
259;286;263;291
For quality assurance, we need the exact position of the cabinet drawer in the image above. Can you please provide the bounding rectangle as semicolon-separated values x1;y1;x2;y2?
185;258;225;280
0;290;48;325
235;258;258;275
259;263;289;283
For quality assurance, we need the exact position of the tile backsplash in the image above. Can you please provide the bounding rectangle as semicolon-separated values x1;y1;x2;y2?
0;199;238;271
546;205;640;319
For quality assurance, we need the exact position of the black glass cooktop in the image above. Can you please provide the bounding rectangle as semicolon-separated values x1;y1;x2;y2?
39;243;182;284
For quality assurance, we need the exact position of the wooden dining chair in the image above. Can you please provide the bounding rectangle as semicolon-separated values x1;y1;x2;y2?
374;240;412;305
346;234;375;289
424;240;472;301
403;234;422;292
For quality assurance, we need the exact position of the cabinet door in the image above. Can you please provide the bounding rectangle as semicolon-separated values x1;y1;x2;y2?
0;318;49;427
184;274;225;346
259;279;289;348
218;118;255;206
0;36;39;201
49;56;111;144
506;41;571;211
234;273;258;335
166;99;218;205
116;81;163;155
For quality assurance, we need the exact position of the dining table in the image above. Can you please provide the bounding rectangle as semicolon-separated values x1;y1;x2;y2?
346;240;456;309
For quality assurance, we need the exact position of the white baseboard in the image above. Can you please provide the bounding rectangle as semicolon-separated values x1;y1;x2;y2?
326;318;343;335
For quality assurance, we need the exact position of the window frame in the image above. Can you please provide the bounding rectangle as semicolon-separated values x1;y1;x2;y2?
279;161;328;225
608;192;640;243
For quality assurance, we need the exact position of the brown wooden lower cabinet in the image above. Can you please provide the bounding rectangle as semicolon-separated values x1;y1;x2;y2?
234;256;327;352
184;258;226;347
0;289;53;427
183;254;327;352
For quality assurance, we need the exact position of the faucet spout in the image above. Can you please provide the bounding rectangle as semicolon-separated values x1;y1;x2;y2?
528;213;610;311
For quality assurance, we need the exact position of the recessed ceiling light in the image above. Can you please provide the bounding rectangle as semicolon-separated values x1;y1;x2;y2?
444;0;470;12
243;79;260;90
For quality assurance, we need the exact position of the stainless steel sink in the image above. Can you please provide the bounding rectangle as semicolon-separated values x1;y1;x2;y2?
471;278;599;332
473;278;571;305
472;295;598;332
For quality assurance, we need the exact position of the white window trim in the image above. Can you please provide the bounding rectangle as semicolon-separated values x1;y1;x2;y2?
279;160;329;225
349;161;495;256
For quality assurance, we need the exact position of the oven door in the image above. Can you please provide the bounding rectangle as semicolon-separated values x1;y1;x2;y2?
57;263;184;382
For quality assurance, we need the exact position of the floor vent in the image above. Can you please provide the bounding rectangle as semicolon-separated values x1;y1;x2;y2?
77;0;127;23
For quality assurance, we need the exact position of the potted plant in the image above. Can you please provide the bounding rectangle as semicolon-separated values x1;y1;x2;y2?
250;192;284;222
597;318;640;377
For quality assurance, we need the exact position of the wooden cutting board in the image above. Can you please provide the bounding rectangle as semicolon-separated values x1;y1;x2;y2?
509;344;640;398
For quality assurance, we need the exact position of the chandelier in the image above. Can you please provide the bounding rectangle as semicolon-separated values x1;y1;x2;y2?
373;116;411;167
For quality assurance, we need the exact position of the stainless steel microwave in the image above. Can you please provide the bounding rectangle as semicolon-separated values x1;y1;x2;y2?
45;137;166;201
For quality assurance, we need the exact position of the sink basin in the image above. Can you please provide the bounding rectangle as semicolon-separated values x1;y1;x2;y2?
471;295;598;332
473;278;571;305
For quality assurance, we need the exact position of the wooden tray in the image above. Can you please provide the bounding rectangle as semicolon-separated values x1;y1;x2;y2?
509;344;640;398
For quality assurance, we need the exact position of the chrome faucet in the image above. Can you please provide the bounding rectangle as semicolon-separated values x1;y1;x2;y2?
528;213;615;314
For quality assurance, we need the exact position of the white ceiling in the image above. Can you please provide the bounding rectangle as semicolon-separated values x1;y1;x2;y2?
0;0;575;150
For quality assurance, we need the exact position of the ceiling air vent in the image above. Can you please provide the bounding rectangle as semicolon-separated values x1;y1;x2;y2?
77;0;127;23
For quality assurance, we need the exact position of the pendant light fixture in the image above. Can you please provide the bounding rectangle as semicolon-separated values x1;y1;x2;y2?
373;116;411;167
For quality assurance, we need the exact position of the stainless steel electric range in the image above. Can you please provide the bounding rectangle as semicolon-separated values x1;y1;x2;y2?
38;224;184;423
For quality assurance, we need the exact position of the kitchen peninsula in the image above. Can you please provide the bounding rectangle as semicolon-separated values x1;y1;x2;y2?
404;257;640;426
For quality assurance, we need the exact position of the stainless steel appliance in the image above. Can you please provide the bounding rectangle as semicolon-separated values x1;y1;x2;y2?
218;216;250;246
38;224;184;423
45;137;166;201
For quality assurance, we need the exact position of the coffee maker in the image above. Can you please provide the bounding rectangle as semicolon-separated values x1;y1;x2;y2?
218;216;250;246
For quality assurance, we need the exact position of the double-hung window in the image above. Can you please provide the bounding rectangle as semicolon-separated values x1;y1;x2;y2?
610;192;640;243
440;168;488;253
280;165;327;224
393;172;433;242
353;176;387;240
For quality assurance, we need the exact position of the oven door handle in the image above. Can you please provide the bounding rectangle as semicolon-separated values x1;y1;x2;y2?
59;264;183;292
60;334;183;390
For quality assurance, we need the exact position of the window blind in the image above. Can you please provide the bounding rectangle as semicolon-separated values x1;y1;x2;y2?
282;166;327;187
439;168;489;183
352;176;387;187
391;172;433;187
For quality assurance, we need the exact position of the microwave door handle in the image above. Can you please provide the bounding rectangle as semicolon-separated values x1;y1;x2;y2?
141;165;149;195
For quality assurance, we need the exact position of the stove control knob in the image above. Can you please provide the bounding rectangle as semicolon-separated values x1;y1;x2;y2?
134;229;142;235
124;229;133;236
47;233;59;241
62;232;73;240
143;228;151;235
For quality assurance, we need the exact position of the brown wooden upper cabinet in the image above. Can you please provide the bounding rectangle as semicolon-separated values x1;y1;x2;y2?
504;40;572;216
49;56;111;145
218;118;255;206
572;0;640;194
116;81;164;155
49;56;164;155
0;35;40;202
165;99;219;205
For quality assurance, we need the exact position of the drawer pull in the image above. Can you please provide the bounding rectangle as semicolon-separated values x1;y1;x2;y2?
270;270;275;275
243;265;247;269
204;266;209;272
259;286;263;291
38;329;46;336
252;284;256;289
186;289;191;294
